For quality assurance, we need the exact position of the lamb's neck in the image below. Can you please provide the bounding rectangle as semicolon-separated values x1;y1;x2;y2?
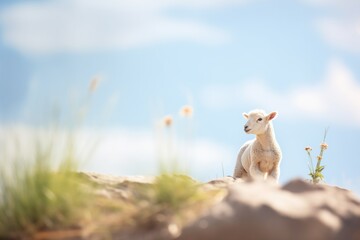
256;124;278;150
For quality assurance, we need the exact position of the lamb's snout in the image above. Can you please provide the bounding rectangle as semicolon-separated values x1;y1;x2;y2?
244;125;250;132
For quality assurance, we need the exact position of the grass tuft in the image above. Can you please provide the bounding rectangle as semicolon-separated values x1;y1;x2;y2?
153;174;200;211
0;129;92;239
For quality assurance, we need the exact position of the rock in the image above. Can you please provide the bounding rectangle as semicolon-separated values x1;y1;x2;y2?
78;173;360;240
207;176;244;188
81;172;155;185
81;172;155;201
177;179;360;240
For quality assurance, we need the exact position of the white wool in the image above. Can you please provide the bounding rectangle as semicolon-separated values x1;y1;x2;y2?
233;109;282;182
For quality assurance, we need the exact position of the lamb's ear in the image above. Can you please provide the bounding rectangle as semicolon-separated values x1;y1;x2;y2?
266;111;278;121
243;112;249;119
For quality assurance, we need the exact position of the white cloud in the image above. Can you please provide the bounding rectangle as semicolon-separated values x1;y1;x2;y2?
302;0;360;54
201;59;360;127
85;128;233;180
317;18;360;53
0;0;251;55
1;125;233;181
302;0;360;9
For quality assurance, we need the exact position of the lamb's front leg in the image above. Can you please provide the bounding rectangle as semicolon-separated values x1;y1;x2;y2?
249;161;266;180
269;162;280;182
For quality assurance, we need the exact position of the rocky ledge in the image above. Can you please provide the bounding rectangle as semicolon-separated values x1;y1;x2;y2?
180;178;360;240
82;173;360;240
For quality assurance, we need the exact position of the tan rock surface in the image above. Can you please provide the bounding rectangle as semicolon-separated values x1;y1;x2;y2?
177;178;360;240
77;174;360;240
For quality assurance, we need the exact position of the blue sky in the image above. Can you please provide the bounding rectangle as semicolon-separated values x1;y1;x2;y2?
1;0;360;192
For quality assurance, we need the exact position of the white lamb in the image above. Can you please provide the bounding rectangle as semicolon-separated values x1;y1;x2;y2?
233;109;282;182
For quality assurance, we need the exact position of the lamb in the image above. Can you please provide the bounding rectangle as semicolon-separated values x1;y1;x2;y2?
233;109;282;182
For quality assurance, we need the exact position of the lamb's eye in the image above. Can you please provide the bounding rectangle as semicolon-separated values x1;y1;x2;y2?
257;118;263;122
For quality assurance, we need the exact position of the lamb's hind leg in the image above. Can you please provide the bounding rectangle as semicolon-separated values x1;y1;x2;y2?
233;145;249;179
235;165;248;179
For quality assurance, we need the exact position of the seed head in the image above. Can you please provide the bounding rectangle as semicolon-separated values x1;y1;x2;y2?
89;76;101;93
163;115;173;127
305;146;312;152
320;142;328;150
179;105;193;118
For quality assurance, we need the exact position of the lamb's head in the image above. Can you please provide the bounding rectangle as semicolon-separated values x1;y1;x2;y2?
243;109;277;135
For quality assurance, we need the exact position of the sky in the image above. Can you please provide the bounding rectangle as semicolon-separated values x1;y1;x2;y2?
1;0;360;193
